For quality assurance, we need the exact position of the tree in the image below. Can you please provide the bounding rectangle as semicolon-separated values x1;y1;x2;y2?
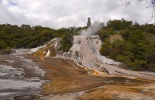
106;19;132;31
61;33;73;52
87;17;91;27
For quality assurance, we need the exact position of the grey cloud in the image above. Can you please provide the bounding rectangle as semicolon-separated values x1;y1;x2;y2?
0;0;154;29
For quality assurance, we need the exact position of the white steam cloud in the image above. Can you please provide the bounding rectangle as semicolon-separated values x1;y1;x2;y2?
81;22;104;35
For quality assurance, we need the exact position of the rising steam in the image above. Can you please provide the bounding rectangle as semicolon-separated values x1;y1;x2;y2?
81;22;104;35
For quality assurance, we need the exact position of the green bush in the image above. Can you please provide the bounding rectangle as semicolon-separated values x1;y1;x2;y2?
99;19;155;71
60;34;73;52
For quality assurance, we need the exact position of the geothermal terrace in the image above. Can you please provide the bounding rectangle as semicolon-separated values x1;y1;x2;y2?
0;35;155;100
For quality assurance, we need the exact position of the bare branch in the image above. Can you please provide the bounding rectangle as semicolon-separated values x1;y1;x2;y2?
122;0;155;19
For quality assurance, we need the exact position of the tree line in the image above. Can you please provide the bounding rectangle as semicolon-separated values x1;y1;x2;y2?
0;24;84;53
98;19;155;71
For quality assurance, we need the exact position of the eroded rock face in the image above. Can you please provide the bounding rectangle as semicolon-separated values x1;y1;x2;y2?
70;35;120;65
12;38;62;58
32;38;62;58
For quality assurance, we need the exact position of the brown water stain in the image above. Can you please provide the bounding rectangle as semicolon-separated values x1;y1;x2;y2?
33;57;155;98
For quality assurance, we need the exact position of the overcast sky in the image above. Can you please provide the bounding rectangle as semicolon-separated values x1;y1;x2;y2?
0;0;154;29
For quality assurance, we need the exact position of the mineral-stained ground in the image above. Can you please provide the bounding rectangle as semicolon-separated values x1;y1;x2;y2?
1;54;155;100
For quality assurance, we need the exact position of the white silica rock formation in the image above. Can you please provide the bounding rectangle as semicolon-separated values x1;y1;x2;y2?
70;35;120;69
12;38;61;55
45;49;51;57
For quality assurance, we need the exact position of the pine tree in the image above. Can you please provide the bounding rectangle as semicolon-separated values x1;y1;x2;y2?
87;17;91;27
